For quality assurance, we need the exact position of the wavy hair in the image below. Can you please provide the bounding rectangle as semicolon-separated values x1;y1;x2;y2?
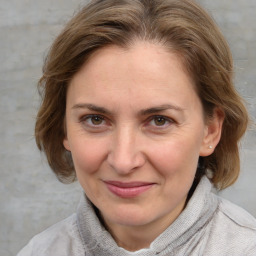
35;0;249;189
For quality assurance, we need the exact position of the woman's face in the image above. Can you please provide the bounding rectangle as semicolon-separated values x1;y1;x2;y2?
64;42;217;232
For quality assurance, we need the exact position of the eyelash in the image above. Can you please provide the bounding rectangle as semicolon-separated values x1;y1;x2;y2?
80;114;107;127
147;115;174;128
79;114;174;130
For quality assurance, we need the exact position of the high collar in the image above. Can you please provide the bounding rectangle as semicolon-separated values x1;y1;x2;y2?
77;176;218;256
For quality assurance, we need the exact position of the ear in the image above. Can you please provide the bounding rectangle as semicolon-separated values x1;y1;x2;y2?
63;137;71;151
200;108;224;157
63;115;71;151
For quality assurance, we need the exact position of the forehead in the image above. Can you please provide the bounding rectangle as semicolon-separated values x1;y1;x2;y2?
72;41;194;87
67;41;200;113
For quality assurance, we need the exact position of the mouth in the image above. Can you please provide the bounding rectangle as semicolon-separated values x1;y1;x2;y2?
104;181;155;198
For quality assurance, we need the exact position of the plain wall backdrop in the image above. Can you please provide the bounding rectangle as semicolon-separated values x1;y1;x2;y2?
0;0;255;255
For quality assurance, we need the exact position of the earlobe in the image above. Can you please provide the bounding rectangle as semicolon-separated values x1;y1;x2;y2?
200;108;224;156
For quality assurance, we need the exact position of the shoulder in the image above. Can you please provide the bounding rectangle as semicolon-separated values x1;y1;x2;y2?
205;196;256;255
218;197;256;230
17;214;84;256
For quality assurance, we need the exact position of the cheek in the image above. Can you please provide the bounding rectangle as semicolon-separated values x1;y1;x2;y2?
147;139;199;177
69;138;108;175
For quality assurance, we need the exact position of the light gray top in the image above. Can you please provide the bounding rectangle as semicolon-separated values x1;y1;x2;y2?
17;177;256;256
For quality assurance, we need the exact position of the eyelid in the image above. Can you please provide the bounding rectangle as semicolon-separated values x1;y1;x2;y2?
80;114;109;127
146;115;175;128
80;114;104;121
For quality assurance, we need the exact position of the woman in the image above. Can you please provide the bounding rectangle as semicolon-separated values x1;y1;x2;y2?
18;0;256;255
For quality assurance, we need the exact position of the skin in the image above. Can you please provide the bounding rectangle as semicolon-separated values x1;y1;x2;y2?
63;41;223;251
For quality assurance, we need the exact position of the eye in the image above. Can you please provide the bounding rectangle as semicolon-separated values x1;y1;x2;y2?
89;115;104;125
153;116;168;126
81;114;106;127
147;115;173;128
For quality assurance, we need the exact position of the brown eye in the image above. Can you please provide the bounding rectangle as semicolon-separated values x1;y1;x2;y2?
90;116;104;125
153;116;167;126
81;114;109;132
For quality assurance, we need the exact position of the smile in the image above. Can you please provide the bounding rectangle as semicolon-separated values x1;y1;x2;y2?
104;181;155;198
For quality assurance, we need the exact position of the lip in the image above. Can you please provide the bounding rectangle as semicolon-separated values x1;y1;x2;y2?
104;181;155;198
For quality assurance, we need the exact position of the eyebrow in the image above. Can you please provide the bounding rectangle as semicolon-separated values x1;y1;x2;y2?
139;104;185;115
72;103;111;115
72;103;184;116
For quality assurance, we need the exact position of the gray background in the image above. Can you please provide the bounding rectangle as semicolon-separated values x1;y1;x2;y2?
0;0;255;255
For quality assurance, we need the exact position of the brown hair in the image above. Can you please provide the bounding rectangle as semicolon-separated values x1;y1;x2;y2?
35;0;249;189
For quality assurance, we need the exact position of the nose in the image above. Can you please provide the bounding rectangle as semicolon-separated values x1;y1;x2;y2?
107;127;146;175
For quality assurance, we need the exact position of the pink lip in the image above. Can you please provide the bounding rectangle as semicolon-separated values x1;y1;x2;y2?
104;181;154;198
